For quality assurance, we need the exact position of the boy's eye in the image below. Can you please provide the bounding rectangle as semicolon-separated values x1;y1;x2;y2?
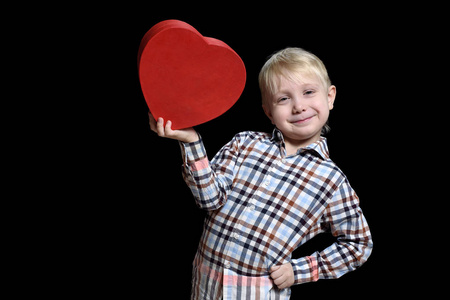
277;97;289;103
304;90;315;95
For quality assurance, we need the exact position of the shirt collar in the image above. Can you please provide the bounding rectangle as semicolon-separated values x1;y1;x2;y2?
271;127;284;142
271;127;330;160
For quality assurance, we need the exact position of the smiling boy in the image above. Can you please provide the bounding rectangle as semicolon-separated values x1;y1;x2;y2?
149;47;372;299
259;47;336;154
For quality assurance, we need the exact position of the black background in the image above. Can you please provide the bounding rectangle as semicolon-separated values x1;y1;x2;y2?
26;3;442;299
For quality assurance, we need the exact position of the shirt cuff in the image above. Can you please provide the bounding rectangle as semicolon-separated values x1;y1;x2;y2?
291;256;319;284
179;134;209;170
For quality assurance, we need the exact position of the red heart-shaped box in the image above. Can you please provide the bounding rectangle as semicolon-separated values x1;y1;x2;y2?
138;20;246;130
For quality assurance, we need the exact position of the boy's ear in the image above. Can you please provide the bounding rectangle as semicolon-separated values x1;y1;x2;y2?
327;85;336;110
262;104;275;124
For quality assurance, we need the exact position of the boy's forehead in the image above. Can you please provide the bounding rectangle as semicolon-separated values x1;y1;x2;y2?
272;72;321;93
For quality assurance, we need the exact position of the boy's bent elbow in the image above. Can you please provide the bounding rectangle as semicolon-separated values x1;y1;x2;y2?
195;196;225;211
191;183;227;211
357;236;373;267
343;235;373;273
194;192;226;211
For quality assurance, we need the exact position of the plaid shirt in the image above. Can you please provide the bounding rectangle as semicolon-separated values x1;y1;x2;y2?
180;129;372;300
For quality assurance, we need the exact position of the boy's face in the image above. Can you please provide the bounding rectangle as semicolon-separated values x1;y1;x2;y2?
263;74;336;148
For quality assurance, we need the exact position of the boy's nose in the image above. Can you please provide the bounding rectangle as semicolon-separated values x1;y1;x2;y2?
292;99;305;113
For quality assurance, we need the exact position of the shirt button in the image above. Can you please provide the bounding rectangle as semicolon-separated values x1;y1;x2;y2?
232;232;240;240
264;180;270;186
224;261;231;269
248;204;256;211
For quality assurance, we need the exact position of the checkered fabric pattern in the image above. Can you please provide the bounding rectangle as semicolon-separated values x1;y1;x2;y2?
180;129;372;300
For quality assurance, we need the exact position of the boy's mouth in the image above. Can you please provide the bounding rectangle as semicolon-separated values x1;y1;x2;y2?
290;115;315;124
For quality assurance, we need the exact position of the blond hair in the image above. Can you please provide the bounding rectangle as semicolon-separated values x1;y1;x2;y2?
258;47;332;134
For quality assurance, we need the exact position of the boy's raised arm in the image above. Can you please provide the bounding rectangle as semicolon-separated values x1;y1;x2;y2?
179;133;243;212
149;112;239;211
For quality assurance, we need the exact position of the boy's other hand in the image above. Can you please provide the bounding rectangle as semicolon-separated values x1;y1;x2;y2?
149;112;199;143
270;263;295;290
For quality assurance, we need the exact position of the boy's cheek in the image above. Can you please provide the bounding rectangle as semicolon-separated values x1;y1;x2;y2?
262;105;275;124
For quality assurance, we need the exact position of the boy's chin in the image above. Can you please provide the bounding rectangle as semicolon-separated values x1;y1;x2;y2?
282;129;322;143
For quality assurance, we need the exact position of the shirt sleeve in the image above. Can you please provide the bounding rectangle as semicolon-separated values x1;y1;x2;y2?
291;179;373;284
179;133;241;211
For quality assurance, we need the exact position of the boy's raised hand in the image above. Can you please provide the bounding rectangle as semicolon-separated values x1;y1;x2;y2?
149;112;199;143
270;263;295;290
